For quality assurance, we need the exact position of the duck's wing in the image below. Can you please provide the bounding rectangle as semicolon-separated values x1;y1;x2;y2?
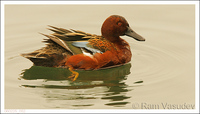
46;25;114;55
43;25;97;55
21;25;106;67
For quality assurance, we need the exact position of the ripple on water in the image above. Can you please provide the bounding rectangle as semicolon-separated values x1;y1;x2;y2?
130;41;193;85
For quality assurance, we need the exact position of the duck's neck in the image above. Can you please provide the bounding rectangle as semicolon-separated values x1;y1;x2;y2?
106;36;126;46
106;36;121;44
105;36;130;53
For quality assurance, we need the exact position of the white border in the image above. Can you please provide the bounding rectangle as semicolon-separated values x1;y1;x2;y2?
195;1;200;113
1;1;5;113
1;1;199;113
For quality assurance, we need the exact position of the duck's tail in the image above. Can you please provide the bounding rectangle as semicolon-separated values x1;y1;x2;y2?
21;40;70;67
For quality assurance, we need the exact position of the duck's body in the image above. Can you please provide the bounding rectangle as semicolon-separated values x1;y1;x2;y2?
22;15;145;81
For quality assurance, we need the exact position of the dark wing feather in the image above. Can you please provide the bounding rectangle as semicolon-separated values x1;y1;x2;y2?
40;33;74;54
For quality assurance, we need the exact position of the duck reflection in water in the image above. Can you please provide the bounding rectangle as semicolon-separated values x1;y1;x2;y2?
21;63;133;107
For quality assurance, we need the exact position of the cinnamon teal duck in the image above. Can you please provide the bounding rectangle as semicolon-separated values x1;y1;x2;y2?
21;15;145;81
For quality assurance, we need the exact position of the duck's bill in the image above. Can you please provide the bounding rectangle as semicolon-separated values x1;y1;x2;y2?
125;26;145;41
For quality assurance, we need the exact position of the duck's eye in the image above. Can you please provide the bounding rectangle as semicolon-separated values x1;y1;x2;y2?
117;22;122;26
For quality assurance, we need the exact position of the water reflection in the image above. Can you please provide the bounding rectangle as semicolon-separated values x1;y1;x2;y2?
21;63;131;81
20;63;134;108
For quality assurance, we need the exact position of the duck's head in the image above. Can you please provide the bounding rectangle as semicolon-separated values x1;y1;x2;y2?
101;15;145;42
